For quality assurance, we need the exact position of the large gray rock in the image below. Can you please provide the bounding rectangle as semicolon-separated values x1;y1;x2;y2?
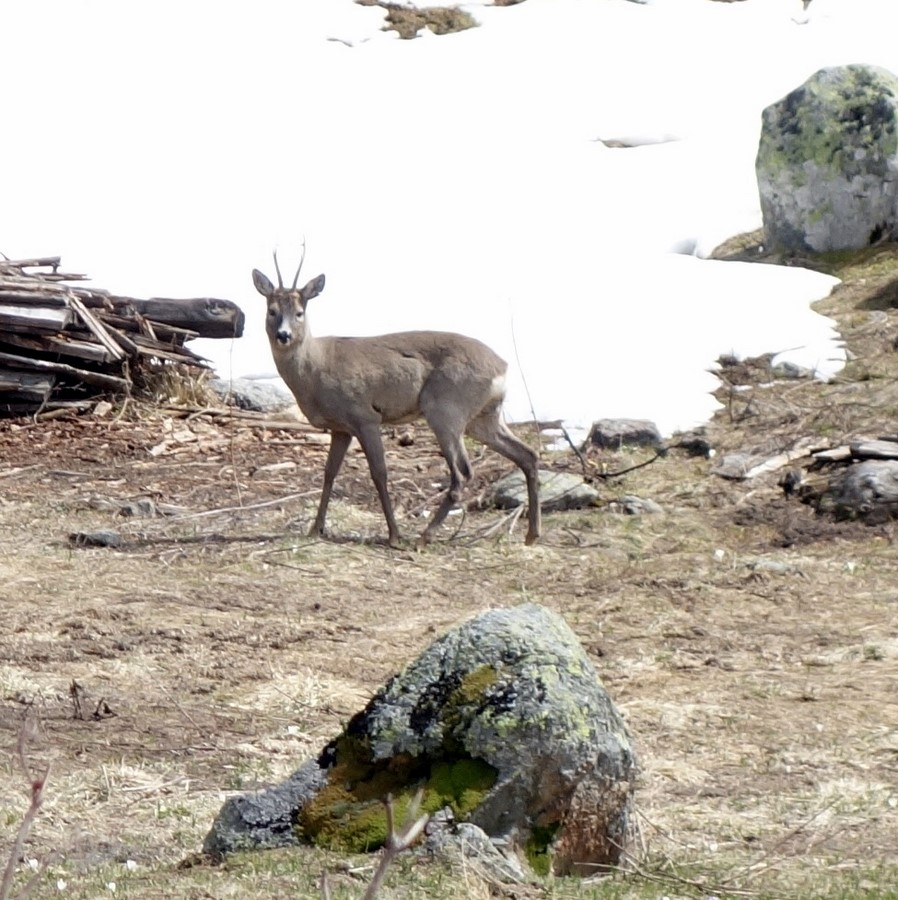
757;65;898;253
204;604;637;876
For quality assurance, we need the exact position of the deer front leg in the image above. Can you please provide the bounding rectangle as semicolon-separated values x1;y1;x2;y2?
311;430;352;538
355;423;403;548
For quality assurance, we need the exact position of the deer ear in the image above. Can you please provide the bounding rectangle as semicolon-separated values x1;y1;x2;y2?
301;274;326;302
252;269;274;297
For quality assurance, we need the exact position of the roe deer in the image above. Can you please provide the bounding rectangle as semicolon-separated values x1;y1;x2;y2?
253;250;541;548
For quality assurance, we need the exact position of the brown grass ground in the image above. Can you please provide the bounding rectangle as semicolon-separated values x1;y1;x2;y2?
1;239;897;898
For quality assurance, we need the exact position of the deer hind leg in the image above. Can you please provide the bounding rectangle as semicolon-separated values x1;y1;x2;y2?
466;410;541;545
311;430;352;538
418;409;473;547
354;421;403;548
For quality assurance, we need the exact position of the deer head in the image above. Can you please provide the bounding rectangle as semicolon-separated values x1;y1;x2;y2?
252;249;325;349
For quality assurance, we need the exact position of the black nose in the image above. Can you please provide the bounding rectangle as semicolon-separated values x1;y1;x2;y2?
277;331;291;344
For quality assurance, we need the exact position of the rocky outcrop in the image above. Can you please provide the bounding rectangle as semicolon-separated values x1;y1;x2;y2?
204;604;637;876
757;65;898;253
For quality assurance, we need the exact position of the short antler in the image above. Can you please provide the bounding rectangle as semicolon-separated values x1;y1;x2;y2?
292;238;307;290
272;250;284;289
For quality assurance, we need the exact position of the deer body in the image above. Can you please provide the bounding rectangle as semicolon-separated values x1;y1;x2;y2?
254;259;540;548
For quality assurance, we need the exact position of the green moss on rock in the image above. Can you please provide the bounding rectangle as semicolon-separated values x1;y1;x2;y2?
525;823;560;876
296;735;497;852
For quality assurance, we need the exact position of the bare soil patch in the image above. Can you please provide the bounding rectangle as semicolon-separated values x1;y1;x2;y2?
2;241;898;898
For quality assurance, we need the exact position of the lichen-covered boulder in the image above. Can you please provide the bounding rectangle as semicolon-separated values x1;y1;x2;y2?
757;65;898;253
204;603;637;876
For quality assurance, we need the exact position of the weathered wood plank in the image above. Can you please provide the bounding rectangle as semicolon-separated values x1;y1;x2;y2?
0;366;55;394
0;332;116;364
0;351;129;392
812;445;853;463
850;439;898;460
0;304;73;330
68;295;127;361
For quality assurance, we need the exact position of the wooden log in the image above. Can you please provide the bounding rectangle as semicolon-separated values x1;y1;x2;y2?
129;297;245;338
0;351;130;392
0;255;62;271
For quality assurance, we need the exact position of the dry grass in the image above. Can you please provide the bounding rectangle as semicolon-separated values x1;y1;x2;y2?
1;240;898;898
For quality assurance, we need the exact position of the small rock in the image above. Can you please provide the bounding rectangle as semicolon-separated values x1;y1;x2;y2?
69;530;123;549
613;495;663;515
771;360;813;380
676;432;714;458
831;459;898;521
119;498;156;518
493;470;600;512
588;418;663;450
746;559;805;576
424;821;531;883
209;377;295;413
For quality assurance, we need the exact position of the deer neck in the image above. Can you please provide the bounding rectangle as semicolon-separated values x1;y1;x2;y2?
270;332;324;399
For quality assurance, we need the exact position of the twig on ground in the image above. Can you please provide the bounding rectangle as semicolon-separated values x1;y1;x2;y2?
362;791;428;900
319;790;428;900
0;722;51;900
169;490;319;521
462;506;524;545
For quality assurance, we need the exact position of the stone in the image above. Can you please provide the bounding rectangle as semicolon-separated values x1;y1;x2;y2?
204;761;328;855
831;459;898;522
588;418;663;450
757;65;898;253
68;530;123;549
493;470;600;512
613;495;663;515
424;819;532;883
204;604;637;876
208;377;295;413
